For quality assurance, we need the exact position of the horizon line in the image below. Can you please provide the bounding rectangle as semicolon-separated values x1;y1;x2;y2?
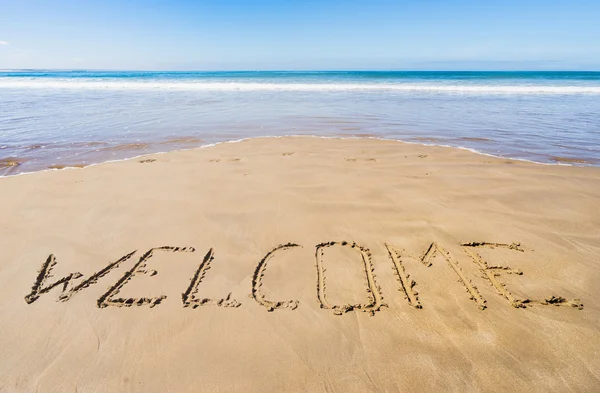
2;69;600;73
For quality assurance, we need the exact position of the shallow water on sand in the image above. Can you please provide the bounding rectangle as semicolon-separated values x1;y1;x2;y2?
1;71;599;175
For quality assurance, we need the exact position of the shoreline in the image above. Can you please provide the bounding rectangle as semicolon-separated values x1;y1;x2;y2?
1;134;595;179
3;70;599;176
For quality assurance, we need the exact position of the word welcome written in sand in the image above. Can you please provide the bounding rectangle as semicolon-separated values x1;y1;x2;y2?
24;241;583;314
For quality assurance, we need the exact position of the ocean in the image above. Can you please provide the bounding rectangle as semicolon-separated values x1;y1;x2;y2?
1;70;599;175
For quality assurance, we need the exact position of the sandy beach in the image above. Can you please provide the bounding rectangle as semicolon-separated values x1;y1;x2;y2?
1;136;599;392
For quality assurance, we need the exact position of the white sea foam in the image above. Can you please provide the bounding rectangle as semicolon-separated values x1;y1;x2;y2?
1;79;600;94
0;134;571;179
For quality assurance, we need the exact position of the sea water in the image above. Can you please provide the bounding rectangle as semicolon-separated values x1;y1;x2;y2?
1;71;599;175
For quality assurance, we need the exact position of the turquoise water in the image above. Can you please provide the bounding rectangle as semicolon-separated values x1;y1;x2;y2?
1;71;599;175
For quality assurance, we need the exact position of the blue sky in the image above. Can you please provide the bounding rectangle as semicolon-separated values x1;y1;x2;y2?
1;0;599;70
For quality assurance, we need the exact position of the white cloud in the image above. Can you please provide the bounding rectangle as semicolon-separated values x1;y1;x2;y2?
0;40;9;45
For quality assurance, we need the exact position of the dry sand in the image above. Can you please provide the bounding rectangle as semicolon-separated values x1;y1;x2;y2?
0;136;599;392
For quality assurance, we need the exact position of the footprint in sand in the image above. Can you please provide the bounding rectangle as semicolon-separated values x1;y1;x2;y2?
345;158;376;162
209;158;240;162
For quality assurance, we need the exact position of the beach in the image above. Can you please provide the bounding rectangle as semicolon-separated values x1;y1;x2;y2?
1;136;599;392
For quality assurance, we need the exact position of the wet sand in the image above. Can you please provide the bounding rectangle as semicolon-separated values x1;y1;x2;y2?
0;136;599;392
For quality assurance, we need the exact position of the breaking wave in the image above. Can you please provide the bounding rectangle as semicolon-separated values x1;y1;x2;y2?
2;79;600;94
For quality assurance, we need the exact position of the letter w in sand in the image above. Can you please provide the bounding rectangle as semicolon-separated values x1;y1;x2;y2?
24;251;137;304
